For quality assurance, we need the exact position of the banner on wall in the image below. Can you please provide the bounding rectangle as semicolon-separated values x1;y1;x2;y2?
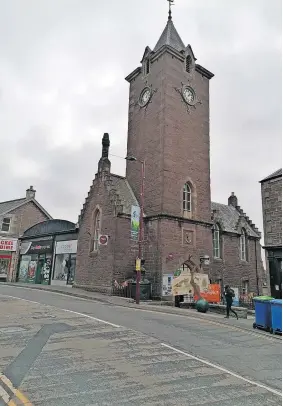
194;284;221;303
131;206;140;241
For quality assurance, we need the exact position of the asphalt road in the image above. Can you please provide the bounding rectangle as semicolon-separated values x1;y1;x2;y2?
0;285;281;406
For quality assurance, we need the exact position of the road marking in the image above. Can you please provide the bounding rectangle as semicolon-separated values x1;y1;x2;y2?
0;294;121;328
0;373;33;405
62;309;121;328
161;343;282;397
0;383;10;404
115;305;280;342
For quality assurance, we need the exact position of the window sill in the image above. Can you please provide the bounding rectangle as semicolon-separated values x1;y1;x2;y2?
183;211;192;220
89;250;99;257
213;258;223;263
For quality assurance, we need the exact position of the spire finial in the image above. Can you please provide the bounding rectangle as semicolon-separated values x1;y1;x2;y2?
167;0;174;20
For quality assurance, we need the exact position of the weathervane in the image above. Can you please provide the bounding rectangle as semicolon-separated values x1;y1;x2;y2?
167;0;174;20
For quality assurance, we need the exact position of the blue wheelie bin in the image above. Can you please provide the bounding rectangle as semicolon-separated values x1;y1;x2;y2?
270;299;282;334
253;296;273;331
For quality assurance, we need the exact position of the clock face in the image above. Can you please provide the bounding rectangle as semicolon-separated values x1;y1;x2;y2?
139;87;151;107
182;86;195;105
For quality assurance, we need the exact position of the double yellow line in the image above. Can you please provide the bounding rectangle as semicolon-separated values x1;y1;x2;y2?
0;373;33;405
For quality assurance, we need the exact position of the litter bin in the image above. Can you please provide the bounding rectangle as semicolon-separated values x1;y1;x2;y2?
270;299;282;334
253;296;273;331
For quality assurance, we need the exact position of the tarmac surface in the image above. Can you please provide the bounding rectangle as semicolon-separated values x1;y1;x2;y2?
0;284;281;405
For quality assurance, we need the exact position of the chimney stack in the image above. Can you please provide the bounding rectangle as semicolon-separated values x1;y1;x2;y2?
98;133;111;175
228;192;238;208
26;186;36;199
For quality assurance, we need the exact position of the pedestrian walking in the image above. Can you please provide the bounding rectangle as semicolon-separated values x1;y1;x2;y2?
224;285;238;319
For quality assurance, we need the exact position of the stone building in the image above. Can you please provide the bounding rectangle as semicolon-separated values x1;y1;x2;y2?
0;186;52;281
75;12;264;298
260;169;282;298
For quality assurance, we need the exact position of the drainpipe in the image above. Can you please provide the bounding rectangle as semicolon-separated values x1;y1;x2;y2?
255;239;260;296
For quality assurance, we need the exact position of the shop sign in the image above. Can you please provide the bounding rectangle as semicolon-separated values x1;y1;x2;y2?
55;240;77;255
0;238;17;252
20;239;53;255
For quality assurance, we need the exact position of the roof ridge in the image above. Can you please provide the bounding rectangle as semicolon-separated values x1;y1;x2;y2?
0;197;26;205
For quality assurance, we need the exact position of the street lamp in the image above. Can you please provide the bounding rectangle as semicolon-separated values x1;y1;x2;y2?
125;155;145;305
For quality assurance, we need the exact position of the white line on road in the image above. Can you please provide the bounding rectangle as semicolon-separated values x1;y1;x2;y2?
0;294;121;328
161;343;282;397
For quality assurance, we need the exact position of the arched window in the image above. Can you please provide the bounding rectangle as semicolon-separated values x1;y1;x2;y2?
92;210;101;251
186;55;192;73
183;183;191;213
240;228;247;261
213;224;221;259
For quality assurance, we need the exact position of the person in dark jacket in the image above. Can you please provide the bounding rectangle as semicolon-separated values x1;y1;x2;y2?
224;285;238;319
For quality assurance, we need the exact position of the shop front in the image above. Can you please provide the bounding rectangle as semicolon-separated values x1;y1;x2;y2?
52;240;77;286
18;238;53;284
0;238;18;281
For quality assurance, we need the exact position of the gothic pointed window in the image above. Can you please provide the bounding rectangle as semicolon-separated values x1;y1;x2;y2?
240;228;248;261
213;224;221;259
186;55;192;73
92;210;101;252
183;182;191;214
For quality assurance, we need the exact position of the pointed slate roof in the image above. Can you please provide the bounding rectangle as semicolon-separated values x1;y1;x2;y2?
153;19;185;53
0;198;26;215
260;168;282;183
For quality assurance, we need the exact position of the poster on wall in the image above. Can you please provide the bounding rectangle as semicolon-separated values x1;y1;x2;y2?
162;274;173;296
131;206;140;241
41;258;52;285
18;256;31;282
27;261;37;283
172;271;209;296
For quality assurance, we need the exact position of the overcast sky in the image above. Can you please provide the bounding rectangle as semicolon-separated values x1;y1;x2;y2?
0;0;281;237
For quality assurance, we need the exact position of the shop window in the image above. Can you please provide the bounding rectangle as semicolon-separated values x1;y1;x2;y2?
1;217;11;232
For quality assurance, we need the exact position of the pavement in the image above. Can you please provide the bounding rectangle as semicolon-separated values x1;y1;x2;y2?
0;283;281;405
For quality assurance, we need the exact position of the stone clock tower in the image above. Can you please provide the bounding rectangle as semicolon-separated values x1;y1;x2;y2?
125;9;214;294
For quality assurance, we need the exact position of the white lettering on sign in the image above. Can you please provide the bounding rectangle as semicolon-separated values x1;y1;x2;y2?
0;238;17;252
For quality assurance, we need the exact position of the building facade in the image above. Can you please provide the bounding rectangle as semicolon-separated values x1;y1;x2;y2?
18;219;78;286
0;186;52;282
260;169;282;298
75;12;264;299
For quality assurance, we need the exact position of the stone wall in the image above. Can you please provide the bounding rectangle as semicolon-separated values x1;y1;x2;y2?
261;176;282;247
